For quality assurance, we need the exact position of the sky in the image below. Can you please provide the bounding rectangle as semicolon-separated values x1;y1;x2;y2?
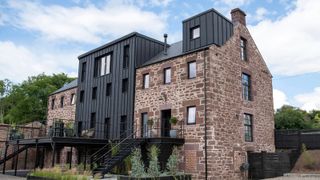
0;0;320;111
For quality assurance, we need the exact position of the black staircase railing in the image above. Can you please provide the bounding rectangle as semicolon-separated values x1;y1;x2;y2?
0;145;29;165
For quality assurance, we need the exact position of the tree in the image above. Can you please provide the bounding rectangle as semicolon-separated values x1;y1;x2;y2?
0;79;12;123
275;105;311;129
1;73;74;124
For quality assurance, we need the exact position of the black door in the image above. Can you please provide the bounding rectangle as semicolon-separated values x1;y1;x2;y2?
161;109;171;137
77;121;82;137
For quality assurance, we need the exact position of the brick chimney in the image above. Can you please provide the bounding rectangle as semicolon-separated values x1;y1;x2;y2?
231;8;246;26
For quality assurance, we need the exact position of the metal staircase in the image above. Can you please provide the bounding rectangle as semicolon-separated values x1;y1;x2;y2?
90;130;145;175
0;145;29;165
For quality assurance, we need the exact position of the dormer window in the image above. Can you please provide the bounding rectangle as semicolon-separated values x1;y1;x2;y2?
191;26;200;39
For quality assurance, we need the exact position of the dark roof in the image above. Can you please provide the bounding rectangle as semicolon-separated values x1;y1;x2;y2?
182;8;232;24
78;32;165;59
142;41;182;66
51;79;78;95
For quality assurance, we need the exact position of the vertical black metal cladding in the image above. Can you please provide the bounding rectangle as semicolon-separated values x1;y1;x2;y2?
182;9;234;52
76;33;164;140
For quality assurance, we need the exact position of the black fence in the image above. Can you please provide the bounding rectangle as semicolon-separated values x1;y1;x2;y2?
248;151;300;179
275;129;320;149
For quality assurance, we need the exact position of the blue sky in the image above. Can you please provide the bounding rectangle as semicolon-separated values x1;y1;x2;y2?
0;0;320;111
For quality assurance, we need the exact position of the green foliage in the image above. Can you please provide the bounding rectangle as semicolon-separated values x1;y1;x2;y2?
166;146;179;176
169;117;178;125
30;166;90;180
147;145;161;177
275;105;312;129
131;148;146;177
0;73;74;124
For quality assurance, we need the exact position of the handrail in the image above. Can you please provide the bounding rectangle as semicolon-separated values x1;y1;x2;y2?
90;128;139;165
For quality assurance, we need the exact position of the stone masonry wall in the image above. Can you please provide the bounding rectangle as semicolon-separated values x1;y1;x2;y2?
47;87;77;130
134;22;274;179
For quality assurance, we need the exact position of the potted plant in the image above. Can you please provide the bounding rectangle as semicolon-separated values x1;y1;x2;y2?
169;117;178;138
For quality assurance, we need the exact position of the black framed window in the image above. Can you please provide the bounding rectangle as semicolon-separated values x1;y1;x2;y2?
190;26;200;39
92;87;97;100
187;106;196;124
120;115;127;139
244;114;253;142
123;45;130;69
240;38;247;61
79;90;84;103
164;68;171;84
93;59;99;78
242;73;251;101
90;112;96;129
188;61;196;79
60;96;64;108
122;78;128;93
106;83;112;96
71;93;76;105
141;113;148;138
101;54;112;76
143;74;149;89
104;118;110;139
51;98;55;110
81;62;86;82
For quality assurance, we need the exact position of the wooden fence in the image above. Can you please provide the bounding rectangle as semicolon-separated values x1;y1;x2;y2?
248;151;300;179
275;129;320;149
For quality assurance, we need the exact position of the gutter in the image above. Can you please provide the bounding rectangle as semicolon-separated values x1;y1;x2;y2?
204;49;208;179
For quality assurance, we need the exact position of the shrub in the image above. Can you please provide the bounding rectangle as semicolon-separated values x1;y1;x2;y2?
166;146;179;176
147;145;161;177
301;143;316;169
169;117;178;125
131;148;146;177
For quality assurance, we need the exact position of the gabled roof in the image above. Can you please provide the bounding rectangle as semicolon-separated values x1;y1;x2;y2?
51;79;78;95
78;32;165;59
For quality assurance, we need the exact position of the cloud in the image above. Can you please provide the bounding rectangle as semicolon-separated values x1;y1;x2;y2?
5;0;167;44
214;0;251;7
273;89;290;110
249;0;320;76
295;87;320;111
0;41;79;82
254;7;268;21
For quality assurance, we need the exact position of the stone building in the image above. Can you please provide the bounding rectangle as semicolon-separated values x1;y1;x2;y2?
45;79;78;167
134;8;274;179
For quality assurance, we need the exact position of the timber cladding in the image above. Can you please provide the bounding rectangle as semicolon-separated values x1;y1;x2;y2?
76;34;164;139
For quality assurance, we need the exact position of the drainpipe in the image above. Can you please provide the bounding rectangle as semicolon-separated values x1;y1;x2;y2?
204;49;208;179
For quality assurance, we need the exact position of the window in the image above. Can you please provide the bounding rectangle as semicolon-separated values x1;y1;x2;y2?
187;106;196;124
242;73;251;101
90;113;96;129
60;96;64;108
101;54;112;76
188;61;196;79
120;115;127;139
77;121;83;136
51;98;55;110
106;83;112;96
71;93;76;105
92;87;97;100
244;114;253;142
123;45;130;69
122;78;128;93
141;113;148;137
143;74;149;89
164;68;171;84
79;90;84;103
93;59;99;77
190;26;200;39
94;53;112;77
81;62;86;82
104;118;110;139
240;38;247;61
